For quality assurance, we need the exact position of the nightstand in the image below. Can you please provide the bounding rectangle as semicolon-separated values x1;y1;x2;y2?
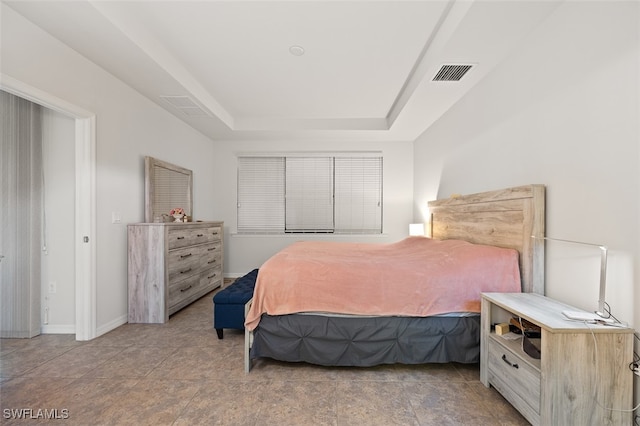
480;292;633;426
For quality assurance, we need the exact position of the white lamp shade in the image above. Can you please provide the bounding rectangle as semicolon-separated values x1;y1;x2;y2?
409;223;425;236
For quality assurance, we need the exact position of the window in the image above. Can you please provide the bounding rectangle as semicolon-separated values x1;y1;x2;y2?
237;157;285;233
285;157;334;232
237;155;382;234
334;157;383;234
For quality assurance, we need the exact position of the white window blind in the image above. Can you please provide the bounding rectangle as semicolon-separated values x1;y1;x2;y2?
237;154;382;234
285;157;334;232
237;157;285;233
334;157;382;234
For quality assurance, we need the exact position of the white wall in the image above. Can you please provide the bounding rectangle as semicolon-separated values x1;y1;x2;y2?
414;0;639;405
210;139;414;276
2;4;217;335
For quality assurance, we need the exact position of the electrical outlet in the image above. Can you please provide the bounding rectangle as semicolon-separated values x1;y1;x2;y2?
48;281;57;294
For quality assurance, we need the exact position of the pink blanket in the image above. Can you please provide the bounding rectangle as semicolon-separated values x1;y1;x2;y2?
245;237;521;331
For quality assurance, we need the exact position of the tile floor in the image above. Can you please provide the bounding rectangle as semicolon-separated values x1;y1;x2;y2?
1;289;528;425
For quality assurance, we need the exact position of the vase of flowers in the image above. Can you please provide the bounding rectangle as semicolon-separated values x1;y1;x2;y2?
170;208;185;222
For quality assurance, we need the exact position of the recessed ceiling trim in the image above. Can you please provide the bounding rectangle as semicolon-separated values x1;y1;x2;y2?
160;95;199;108
235;117;390;131
89;1;234;127
8;0;563;141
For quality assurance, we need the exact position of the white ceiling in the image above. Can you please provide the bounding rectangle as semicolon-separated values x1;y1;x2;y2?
5;0;562;142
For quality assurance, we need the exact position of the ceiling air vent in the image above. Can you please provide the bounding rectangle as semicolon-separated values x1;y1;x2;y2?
432;64;474;82
160;95;211;117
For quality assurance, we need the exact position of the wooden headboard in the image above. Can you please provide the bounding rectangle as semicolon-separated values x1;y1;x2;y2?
428;185;545;294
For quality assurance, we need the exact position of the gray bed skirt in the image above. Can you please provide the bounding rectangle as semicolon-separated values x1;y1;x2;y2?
250;313;481;367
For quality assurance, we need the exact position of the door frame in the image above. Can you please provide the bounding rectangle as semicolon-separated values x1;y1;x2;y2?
1;74;97;340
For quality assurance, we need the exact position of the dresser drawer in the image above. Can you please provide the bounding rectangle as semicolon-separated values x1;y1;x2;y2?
168;226;222;250
203;241;223;257
487;337;540;420
167;244;221;282
168;266;223;309
201;266;223;290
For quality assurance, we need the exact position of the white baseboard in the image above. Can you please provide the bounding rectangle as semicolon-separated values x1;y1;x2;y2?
41;324;76;334
40;314;127;338
224;273;243;279
41;313;128;338
96;314;128;338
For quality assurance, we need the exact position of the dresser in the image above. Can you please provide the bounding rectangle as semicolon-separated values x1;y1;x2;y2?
480;292;633;425
128;221;224;323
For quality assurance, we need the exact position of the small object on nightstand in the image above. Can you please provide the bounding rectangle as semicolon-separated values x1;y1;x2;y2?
509;317;541;337
495;323;510;335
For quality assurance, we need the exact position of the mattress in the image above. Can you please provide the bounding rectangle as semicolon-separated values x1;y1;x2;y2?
245;237;521;331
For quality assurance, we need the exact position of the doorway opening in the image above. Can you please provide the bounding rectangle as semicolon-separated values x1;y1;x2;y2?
1;74;96;340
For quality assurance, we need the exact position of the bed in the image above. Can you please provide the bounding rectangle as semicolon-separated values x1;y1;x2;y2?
244;184;545;372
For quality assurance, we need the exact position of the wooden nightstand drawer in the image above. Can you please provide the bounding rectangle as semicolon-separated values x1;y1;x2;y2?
487;336;540;421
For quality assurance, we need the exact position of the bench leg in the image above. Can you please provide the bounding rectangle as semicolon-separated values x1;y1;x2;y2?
216;328;223;339
244;298;253;373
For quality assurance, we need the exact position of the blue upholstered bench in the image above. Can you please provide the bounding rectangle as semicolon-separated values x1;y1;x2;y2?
213;269;258;339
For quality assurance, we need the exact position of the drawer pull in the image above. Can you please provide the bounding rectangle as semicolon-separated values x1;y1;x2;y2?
180;285;193;293
208;246;217;251
197;234;204;237
180;268;192;274
176;236;185;240
208;273;217;279
208;259;216;264
502;354;519;369
180;253;192;259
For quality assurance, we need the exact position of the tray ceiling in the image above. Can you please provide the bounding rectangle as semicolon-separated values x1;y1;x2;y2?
5;0;562;142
